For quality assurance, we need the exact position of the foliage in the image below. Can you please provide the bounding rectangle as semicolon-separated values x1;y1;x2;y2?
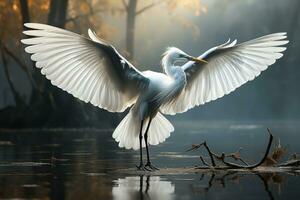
0;0;206;127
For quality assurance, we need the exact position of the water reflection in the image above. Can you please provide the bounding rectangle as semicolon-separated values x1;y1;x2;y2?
112;176;175;200
0;121;300;199
190;171;291;200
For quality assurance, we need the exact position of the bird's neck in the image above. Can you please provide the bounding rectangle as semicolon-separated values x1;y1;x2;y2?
162;56;176;77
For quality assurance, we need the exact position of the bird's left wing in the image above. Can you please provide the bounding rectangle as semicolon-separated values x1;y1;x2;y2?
22;23;149;112
160;33;288;115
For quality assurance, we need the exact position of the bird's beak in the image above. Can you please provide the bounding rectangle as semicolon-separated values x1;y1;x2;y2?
187;56;208;64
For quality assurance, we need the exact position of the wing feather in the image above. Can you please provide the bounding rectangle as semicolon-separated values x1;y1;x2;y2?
161;33;288;115
22;23;149;112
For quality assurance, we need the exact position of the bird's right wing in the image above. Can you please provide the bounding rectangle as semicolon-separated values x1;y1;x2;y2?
21;23;149;112
160;33;288;115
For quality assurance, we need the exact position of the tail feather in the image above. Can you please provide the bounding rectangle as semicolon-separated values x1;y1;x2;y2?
112;111;174;150
148;112;174;145
112;111;140;149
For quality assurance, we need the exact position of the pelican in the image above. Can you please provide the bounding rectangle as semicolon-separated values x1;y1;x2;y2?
21;23;288;170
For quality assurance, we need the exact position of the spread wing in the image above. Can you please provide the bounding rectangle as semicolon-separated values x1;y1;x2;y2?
21;23;149;112
160;33;288;115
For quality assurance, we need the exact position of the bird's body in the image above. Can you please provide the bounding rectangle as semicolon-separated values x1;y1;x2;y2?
21;23;288;170
136;68;186;119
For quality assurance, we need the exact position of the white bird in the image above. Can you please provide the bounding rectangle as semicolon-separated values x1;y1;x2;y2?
21;23;288;170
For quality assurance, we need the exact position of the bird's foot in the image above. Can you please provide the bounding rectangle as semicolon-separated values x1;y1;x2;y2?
136;163;145;171
145;162;159;171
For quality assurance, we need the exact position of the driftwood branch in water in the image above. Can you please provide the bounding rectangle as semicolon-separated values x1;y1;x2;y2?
220;129;273;169
278;159;300;167
199;156;210;166
225;148;249;165
190;129;274;169
203;142;216;166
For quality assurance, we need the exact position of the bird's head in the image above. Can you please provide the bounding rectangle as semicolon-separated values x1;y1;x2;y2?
162;47;207;69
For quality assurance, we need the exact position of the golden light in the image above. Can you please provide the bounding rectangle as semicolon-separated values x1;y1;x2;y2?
12;3;18;11
41;2;50;11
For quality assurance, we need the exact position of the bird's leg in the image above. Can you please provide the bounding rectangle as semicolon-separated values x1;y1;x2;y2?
144;118;159;171
145;176;150;193
136;120;144;170
138;175;145;200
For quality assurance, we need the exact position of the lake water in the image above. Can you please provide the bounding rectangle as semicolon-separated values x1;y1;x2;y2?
0;120;299;199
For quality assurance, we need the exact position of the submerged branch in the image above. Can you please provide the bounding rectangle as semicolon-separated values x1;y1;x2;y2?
203;142;216;166
199;156;210;166
219;130;273;169
190;129;274;169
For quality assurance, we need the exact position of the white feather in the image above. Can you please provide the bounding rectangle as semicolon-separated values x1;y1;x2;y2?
21;23;288;151
161;33;289;115
21;23;147;112
112;111;174;150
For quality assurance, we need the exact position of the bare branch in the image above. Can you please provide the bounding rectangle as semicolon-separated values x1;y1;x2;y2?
238;158;249;166
278;159;300;167
135;2;156;15
122;0;128;10
86;0;94;15
226;148;249;165
186;143;204;152
65;8;106;23
135;0;168;16
217;130;273;169
199;156;210;167
190;129;274;169
203;142;216;166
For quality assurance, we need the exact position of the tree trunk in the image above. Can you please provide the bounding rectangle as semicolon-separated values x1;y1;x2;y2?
19;0;41;100
40;0;69;103
42;0;70;109
19;0;30;25
1;0;118;128
126;0;137;60
0;47;24;107
48;0;69;28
